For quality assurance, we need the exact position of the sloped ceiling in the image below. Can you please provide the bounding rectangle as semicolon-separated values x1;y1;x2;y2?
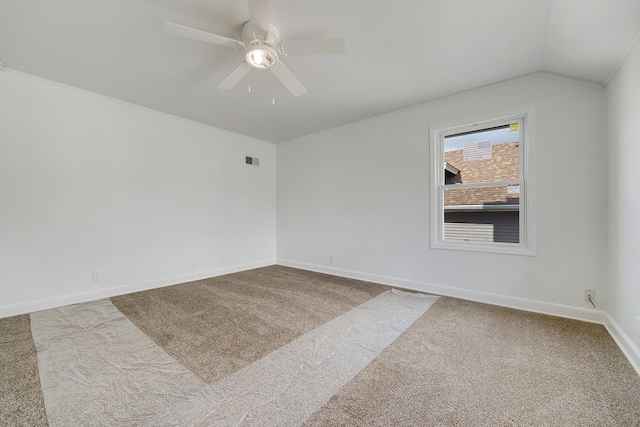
1;0;639;143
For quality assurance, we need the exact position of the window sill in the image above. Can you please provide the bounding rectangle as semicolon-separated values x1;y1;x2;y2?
431;240;536;256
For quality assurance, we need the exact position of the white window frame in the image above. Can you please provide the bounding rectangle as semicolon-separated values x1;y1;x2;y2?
429;107;536;256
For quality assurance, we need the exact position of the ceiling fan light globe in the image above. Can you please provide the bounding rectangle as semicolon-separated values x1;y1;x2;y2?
246;46;277;69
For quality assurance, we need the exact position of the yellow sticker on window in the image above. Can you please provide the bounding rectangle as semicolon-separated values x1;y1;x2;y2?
510;122;519;132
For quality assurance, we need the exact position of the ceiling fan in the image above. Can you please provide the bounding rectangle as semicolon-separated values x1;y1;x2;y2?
164;0;345;97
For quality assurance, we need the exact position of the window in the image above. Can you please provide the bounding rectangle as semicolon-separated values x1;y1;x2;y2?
430;108;535;255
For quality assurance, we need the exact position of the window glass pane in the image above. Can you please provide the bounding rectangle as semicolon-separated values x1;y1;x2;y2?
444;125;519;185
443;185;520;243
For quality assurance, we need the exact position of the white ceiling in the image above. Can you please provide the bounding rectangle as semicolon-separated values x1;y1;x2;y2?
1;0;639;143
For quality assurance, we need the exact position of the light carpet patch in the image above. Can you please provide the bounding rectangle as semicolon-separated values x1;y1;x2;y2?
31;299;222;426
31;290;437;426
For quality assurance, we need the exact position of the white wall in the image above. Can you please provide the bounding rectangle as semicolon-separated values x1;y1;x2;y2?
277;73;607;322
0;70;276;317
606;40;640;372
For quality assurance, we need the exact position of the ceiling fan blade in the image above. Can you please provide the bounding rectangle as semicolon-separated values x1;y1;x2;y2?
218;63;250;90
247;0;270;38
164;22;244;49
280;38;346;56
271;62;307;97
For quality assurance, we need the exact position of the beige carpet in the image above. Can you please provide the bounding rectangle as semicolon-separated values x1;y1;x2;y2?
29;291;437;425
1;265;639;426
0;314;47;426
305;296;640;426
111;266;390;383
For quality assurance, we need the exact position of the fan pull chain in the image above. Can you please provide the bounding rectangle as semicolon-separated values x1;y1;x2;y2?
248;68;252;93
272;73;276;105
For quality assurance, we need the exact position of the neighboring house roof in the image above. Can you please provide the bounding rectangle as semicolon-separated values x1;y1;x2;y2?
445;162;460;175
444;141;519;208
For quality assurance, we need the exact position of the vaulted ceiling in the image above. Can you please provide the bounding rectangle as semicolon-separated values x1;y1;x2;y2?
1;0;639;142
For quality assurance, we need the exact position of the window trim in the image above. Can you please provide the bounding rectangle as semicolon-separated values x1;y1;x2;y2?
429;107;536;256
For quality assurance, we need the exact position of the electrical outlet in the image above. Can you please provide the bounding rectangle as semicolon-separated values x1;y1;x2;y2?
635;316;640;337
583;289;595;301
330;253;335;262
92;271;101;283
190;260;196;268
584;289;596;307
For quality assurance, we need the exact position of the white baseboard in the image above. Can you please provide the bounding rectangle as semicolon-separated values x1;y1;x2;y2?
604;313;640;377
0;259;276;319
277;259;606;324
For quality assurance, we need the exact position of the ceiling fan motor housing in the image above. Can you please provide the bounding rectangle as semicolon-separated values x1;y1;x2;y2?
242;22;282;69
242;21;280;47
